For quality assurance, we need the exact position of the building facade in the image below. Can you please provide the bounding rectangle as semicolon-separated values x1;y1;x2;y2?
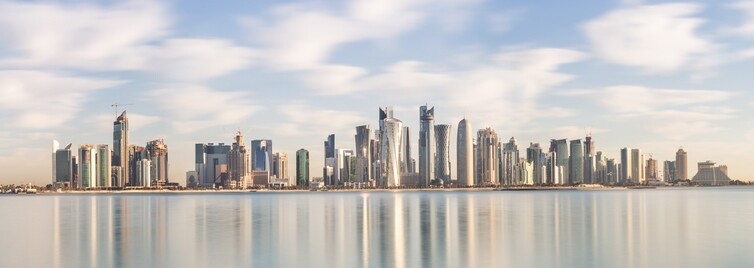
434;124;452;185
112;111;129;187
296;149;310;187
476;128;499;186
418;105;435;186
457;118;474;186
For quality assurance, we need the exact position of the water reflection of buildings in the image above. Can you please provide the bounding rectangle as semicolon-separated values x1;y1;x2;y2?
52;195;171;268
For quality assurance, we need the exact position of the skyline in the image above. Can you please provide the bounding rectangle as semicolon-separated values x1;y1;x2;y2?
2;0;754;184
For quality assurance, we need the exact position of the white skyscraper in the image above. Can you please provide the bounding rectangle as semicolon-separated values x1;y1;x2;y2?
380;107;403;187
457;118;474;186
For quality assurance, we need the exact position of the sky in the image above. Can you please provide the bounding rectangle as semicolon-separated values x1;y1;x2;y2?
1;0;754;185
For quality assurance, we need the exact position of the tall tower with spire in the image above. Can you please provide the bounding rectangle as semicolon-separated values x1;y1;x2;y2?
113;111;129;187
419;105;435;186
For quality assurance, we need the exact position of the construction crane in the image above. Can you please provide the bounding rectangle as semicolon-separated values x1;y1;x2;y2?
111;103;133;117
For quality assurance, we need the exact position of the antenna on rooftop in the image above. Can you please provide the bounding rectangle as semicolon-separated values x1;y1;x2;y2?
111;103;133;117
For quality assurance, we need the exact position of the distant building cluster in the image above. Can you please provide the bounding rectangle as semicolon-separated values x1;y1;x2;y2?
52;111;172;189
51;105;733;189
312;105;733;188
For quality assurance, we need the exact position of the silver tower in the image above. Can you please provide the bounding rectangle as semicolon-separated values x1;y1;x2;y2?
457;118;473;186
434;124;451;185
379;107;403;187
419;105;435;186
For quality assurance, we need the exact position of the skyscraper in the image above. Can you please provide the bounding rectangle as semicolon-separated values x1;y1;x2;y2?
146;139;169;187
228;132;251;188
664;160;676;182
502;137;520;186
631;149;644;183
54;143;73;187
418;105;435;186
675;148;688;180
379;107;403;187
476;128;499;186
457;118;474;187
296;149;310;187
620;148;633;184
355;125;372;183
325;134;335;159
569;139;584;185
136;158;152;187
113;111;129;187
273;152;289;182
128;145;146;186
96;144;112;188
526;143;544;185
78;144;97;188
549;139;569;184
584;134;595;184
251;140;273;172
197;143;231;187
434;124;452;185
402;126;413;173
646;157;658;180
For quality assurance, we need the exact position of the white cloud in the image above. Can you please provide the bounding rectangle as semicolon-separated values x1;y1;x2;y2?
146;85;261;133
0;1;255;81
724;1;754;37
575;86;734;139
583;3;716;73
274;102;366;137
0;1;168;70
144;38;257;81
0;71;124;129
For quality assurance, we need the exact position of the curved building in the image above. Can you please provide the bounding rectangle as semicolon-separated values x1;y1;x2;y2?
380;109;403;187
457;119;474;186
419;105;435;186
434;124;452;185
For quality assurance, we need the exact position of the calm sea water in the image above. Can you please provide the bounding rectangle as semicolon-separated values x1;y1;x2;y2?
0;188;753;268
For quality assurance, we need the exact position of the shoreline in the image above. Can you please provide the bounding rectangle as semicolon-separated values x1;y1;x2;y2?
6;185;738;195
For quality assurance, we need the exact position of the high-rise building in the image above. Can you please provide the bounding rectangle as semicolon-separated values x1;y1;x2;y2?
296;149;310;187
606;158;617;184
72;156;79;188
584;134;595;184
273;152;289;183
196;143;231;187
675;148;688;180
664;160;676;182
550;139;569;184
251;140;273;172
338;149;354;184
620;148;633;184
379;107;403;187
355;125;372;183
457;118;474;186
476;128;499;185
128;145;146;186
526;143;545;185
54;143;73;187
325;134;335;159
434;124;452;185
402;126;413;173
113;111;129;187
96;144;112;188
228;132;251;189
324;134;336;186
146;139;169;187
569;139;584;185
646;157;658;180
631;149;644;183
136;158;151;187
78;144;97;188
418;105;435;186
502;137;520;186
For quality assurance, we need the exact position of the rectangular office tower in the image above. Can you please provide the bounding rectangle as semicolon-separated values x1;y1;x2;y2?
113;111;129;187
96;144;112;188
54;143;73;187
418;105;435;186
78;144;97;188
476;128;499;186
569;139;584;185
296;149;310;187
228;132;250;189
146;139;169;187
196;143;231;187
355;125;372;183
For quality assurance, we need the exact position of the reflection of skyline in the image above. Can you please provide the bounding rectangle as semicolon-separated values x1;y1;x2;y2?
20;189;754;268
